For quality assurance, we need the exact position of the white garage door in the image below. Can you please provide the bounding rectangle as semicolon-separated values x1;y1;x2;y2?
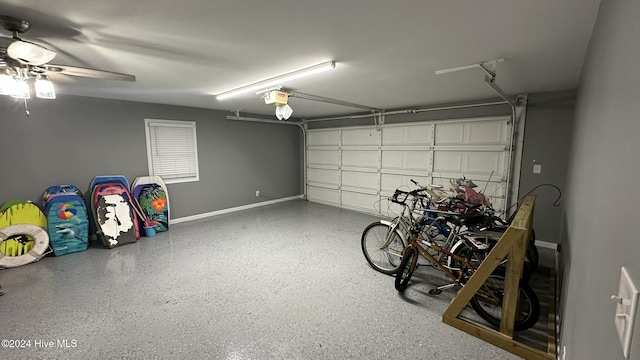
306;116;519;215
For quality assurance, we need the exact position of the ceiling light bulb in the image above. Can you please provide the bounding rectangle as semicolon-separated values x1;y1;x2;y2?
11;78;31;99
0;74;17;96
275;104;293;120
35;76;56;99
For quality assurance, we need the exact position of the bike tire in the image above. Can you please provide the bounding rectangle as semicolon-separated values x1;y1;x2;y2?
361;222;406;275
470;274;540;331
395;247;417;291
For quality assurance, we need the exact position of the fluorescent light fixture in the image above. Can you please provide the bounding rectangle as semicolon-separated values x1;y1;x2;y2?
215;60;335;100
35;75;56;99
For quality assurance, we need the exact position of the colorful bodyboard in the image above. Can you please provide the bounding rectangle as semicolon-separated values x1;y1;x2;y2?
132;176;170;222
89;175;130;193
133;183;169;232
42;184;83;207
45;194;89;256
92;183;138;248
0;201;47;256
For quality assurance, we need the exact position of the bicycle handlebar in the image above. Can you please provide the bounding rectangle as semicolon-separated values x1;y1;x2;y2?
391;188;429;205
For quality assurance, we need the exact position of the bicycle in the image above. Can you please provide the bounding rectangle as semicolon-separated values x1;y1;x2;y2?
361;180;486;275
444;201;538;281
361;186;430;275
395;216;540;331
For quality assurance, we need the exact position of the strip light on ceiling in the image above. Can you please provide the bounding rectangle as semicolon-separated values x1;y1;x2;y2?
215;60;336;100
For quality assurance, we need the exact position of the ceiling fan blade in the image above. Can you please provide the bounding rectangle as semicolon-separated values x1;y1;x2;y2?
40;64;135;82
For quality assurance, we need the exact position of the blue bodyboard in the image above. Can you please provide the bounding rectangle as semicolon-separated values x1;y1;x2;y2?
45;194;89;256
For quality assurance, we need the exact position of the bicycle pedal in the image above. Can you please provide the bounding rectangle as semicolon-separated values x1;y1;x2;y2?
428;288;442;295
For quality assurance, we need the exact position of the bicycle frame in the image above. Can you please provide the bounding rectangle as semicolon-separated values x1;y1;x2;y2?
404;234;502;305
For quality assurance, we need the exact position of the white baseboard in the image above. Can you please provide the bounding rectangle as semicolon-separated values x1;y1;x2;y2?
170;195;304;225
535;240;558;250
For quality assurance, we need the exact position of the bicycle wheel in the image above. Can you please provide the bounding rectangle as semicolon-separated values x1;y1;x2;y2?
470;274;540;331
449;240;486;278
472;232;536;282
361;222;406;275
395;247;417;291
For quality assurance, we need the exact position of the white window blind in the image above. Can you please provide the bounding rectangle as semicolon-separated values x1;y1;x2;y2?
145;119;199;184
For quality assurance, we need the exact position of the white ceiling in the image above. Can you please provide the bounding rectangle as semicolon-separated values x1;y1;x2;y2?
0;1;601;119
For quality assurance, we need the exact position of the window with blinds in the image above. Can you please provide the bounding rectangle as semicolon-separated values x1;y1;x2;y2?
145;119;199;184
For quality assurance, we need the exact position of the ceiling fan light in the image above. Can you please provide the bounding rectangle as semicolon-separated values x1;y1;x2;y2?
7;41;57;66
35;76;56;99
0;73;17;96
10;78;31;99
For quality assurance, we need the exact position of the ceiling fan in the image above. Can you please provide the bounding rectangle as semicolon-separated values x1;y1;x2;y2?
0;14;135;83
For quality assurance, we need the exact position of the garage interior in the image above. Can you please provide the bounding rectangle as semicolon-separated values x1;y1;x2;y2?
0;1;639;359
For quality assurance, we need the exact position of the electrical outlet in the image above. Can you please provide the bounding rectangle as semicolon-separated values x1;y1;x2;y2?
256;190;260;197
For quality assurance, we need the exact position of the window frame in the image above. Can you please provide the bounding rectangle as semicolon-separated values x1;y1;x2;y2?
144;118;200;184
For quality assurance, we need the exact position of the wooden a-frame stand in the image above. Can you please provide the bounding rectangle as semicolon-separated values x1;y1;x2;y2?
442;195;554;360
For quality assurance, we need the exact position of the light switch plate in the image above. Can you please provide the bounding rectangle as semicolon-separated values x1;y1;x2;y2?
533;164;542;174
614;266;638;359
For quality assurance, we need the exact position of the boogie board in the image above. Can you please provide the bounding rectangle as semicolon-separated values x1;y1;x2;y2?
0;201;47;256
132;176;170;221
89;175;130;193
92;183;137;248
88;176;131;238
45;194;89;256
132;183;169;232
42;184;83;207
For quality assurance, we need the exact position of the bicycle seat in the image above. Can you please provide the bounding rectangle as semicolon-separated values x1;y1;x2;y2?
447;213;485;227
452;198;483;210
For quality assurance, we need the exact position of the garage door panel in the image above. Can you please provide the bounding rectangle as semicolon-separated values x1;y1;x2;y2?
381;150;429;171
306;116;517;216
307;186;340;205
342;128;379;146
341;191;379;213
435;123;464;144
380;174;430;194
466;121;505;144
308;130;340;146
342;171;379;191
342;150;378;168
308;149;340;166
307;168;340;186
383;124;432;146
466;152;503;174
433;151;463;172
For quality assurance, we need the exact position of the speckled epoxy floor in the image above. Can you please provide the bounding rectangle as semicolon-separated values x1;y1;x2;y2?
0;200;531;359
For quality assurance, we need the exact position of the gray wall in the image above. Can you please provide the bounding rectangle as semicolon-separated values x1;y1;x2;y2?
0;95;301;219
519;90;576;244
560;0;640;359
